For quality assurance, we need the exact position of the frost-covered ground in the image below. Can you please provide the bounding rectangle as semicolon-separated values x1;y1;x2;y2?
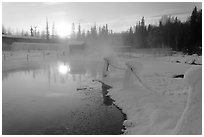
102;53;202;135
2;50;202;135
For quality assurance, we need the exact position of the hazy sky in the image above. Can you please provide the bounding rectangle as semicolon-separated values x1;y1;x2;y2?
2;2;202;35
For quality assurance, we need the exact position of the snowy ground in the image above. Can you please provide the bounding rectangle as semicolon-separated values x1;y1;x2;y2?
101;53;202;135
2;50;202;135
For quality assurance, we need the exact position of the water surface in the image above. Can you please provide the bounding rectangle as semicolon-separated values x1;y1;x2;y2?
2;55;124;135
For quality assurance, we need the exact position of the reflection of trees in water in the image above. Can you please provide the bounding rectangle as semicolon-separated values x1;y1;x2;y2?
2;72;9;81
46;66;71;85
32;70;36;79
3;60;102;86
43;63;88;85
72;74;76;81
69;59;102;80
2;65;40;81
70;65;86;75
85;62;99;79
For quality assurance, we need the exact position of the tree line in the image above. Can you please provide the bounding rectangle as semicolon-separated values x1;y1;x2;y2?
71;7;201;55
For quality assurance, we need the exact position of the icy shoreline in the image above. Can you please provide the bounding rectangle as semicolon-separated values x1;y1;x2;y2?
103;55;201;135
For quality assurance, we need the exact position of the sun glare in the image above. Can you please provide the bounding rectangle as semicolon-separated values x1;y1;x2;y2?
56;22;71;38
58;63;71;75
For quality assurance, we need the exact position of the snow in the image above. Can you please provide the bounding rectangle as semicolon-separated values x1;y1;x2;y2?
102;55;201;135
125;59;143;74
167;54;202;65
2;49;202;135
174;66;202;134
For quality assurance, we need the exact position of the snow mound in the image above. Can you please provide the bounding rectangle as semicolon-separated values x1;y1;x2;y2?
106;56;201;135
168;54;202;65
184;54;202;65
174;66;202;135
123;120;136;127
104;56;126;70
184;66;202;87
102;56;127;87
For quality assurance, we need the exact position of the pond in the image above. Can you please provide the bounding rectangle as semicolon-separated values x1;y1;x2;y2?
2;54;125;135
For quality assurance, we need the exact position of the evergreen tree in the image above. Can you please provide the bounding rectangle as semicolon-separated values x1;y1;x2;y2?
2;25;6;35
30;26;34;36
188;7;202;54
71;22;75;39
46;17;49;40
77;23;81;39
52;22;55;39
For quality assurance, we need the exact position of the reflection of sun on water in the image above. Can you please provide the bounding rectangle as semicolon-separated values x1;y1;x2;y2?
58;63;71;75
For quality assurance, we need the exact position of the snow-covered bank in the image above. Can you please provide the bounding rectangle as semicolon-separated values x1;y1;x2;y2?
103;55;201;135
167;54;202;65
174;66;202;134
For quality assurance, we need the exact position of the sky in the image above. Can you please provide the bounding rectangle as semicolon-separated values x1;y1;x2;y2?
2;2;202;36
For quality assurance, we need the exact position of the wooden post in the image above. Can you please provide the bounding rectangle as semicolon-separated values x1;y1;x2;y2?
27;54;29;61
102;58;109;78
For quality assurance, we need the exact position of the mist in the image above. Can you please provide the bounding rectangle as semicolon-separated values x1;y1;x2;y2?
2;2;202;135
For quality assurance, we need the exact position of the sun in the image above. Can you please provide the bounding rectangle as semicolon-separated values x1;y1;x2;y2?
56;22;71;38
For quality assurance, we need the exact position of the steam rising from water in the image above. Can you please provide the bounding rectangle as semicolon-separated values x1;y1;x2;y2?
85;40;118;60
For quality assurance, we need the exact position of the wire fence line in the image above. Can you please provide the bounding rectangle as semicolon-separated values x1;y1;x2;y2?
105;58;157;93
